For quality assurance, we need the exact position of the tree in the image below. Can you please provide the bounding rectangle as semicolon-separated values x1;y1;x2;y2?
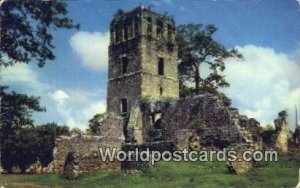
1;122;69;172
0;88;70;171
2;127;38;172
176;24;243;95
0;0;77;172
35;123;69;167
274;110;288;132
88;113;106;134
0;0;79;67
0;86;45;130
278;110;288;119
0;87;45;172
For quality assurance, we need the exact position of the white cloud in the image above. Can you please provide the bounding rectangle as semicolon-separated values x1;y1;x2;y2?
49;90;69;105
83;100;106;120
49;89;76;128
2;63;37;84
222;45;300;129
3;64;107;130
2;63;51;96
48;89;106;130
69;31;109;71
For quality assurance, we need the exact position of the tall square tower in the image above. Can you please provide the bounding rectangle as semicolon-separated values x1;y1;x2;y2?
107;7;179;115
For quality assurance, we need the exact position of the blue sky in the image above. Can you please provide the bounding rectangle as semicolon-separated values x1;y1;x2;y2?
3;0;300;130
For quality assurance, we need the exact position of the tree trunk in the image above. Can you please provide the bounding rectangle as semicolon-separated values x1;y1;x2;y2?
195;65;200;94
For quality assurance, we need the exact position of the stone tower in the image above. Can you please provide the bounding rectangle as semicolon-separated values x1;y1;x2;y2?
107;7;179;116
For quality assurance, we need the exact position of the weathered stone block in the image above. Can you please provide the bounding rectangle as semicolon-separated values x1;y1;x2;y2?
53;135;124;175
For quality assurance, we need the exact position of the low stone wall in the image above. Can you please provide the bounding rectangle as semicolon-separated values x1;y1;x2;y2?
53;135;124;174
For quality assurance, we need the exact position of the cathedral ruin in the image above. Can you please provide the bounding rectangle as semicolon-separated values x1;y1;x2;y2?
52;6;297;177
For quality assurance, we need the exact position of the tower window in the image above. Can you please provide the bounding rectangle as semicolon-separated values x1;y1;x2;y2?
115;30;119;43
115;25;122;42
124;18;133;40
134;16;139;36
157;20;163;36
129;24;133;38
167;24;172;39
158;58;164;76
124;26;128;40
160;87;163;96
147;17;152;34
120;98;127;113
121;57;128;74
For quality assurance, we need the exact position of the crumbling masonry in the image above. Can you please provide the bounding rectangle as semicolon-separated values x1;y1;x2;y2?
53;7;264;176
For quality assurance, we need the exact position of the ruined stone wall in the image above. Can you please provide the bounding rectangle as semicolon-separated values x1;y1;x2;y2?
157;93;255;148
98;114;125;138
139;8;175;39
172;129;193;150
126;93;260;148
107;74;142;114
139;10;179;100
53;135;124;174
140;37;178;80
274;116;290;153
141;73;179;100
108;37;141;79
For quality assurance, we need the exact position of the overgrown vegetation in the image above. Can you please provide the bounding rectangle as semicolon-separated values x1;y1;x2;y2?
139;96;152;109
0;87;69;172
87;113;107;134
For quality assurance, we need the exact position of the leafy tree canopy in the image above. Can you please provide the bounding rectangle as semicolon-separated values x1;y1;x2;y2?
0;87;44;172
0;86;45;131
88;113;106;134
0;0;79;67
35;123;69;167
1;122;69;172
176;24;243;96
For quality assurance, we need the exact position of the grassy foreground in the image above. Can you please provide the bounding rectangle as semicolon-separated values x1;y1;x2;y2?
1;154;300;188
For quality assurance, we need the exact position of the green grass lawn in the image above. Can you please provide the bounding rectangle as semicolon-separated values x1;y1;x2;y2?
1;154;300;188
